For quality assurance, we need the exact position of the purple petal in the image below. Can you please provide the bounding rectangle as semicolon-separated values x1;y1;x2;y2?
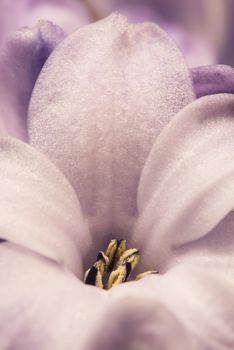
28;14;194;249
192;65;234;98
0;20;65;141
0;135;90;276
134;94;234;270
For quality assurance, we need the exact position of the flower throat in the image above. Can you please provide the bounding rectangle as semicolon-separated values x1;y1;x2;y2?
84;239;158;289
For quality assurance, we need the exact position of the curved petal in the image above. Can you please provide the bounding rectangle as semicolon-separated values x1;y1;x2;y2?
116;263;234;350
0;20;65;141
134;94;234;269
86;294;192;350
192;65;234;98
29;14;194;247
0;245;106;350
174;210;234;270
85;261;234;350
2;244;234;349
0;135;90;276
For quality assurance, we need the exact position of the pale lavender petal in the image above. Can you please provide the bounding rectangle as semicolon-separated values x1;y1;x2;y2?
29;14;194;249
2;243;233;348
134;94;234;270
175;211;234;271
192;65;234;98
0;245;105;349
0;135;90;276
119;264;234;350
0;20;65;141
87;295;192;350
87;262;234;349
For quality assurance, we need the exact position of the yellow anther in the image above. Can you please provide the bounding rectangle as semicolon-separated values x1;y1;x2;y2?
95;251;109;275
107;249;140;289
84;251;109;288
107;263;132;289
118;248;140;269
84;239;158;289
105;239;126;271
135;270;159;281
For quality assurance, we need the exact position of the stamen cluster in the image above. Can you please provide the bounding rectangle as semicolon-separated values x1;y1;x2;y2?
84;239;158;289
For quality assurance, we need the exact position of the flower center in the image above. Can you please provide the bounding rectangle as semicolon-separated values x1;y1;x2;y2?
84;239;158;289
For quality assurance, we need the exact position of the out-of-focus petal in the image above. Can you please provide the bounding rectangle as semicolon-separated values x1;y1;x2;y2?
22;1;91;34
0;0;90;43
89;0;222;67
2;242;233;349
106;1;216;67
86;293;192;350
162;23;216;68
0;21;65;141
85;261;234;350
114;263;234;350
192;65;234;98
134;94;234;270
0;135;90;276
29;14;194;250
0;245;106;350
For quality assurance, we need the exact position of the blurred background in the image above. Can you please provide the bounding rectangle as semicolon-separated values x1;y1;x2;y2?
0;0;233;68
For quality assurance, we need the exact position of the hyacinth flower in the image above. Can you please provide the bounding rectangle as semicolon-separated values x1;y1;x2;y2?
0;11;234;350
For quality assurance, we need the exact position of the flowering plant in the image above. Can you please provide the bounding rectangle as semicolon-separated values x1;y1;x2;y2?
0;2;234;349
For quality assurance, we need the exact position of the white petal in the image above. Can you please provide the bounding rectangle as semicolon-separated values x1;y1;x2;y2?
85;262;234;350
29;14;194;247
174;211;234;271
134;94;234;269
2;244;234;349
0;245;106;350
0;136;90;275
121;264;234;350
86;292;192;350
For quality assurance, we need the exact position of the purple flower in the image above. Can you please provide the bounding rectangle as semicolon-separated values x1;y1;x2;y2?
0;11;234;350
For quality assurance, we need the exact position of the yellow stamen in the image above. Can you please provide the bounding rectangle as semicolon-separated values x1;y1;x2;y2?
135;270;159;281
84;239;158;289
105;239;126;271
